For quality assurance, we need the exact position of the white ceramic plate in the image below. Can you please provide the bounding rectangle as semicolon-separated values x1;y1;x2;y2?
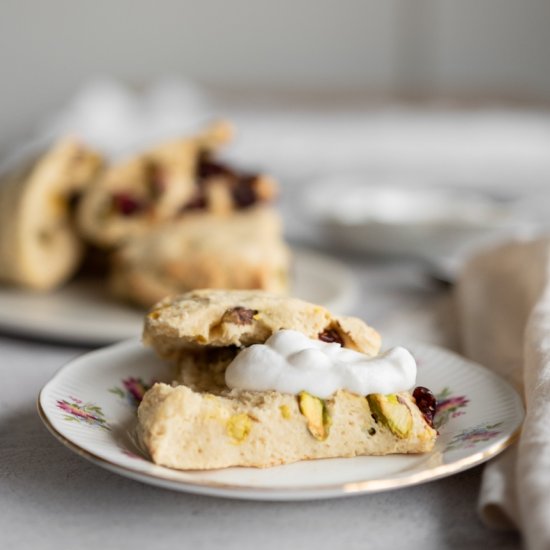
0;248;357;346
299;178;529;267
38;339;524;501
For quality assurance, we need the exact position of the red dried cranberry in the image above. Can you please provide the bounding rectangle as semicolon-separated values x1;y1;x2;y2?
197;154;236;181
318;329;344;346
197;153;260;209
112;193;144;216
413;386;437;428
232;176;257;208
181;193;207;211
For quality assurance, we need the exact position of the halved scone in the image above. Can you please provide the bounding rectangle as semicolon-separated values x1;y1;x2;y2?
143;289;381;359
110;208;290;308
77;120;277;248
138;290;437;470
138;384;436;470
0;138;102;290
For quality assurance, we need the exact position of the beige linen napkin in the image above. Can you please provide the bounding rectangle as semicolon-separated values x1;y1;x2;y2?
456;237;550;550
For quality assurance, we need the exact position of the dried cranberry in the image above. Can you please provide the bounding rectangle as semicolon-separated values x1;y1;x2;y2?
413;386;437;428
197;154;236;181
318;329;344;346
232;176;257;208
181;193;207;211
196;153;260;209
112;193;144;216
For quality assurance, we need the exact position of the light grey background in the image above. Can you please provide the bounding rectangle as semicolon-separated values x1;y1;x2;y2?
1;0;550;146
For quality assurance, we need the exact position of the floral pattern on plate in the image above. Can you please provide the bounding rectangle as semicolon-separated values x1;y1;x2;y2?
445;422;503;452
434;387;470;430
39;339;524;500
56;397;110;431
109;377;155;407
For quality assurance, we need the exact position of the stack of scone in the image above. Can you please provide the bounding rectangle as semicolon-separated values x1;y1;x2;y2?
0;122;290;306
138;289;438;470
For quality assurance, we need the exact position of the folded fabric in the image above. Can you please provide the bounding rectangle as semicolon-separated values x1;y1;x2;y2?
456;237;550;550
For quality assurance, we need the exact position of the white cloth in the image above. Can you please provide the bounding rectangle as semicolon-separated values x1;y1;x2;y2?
457;238;550;549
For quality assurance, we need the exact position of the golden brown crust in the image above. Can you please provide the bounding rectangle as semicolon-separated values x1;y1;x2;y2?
110;208;290;308
143;289;381;358
0;138;102;289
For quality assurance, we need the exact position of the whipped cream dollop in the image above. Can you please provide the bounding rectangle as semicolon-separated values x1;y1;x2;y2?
225;330;416;398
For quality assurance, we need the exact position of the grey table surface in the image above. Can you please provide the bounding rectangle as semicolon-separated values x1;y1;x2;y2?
0;253;521;550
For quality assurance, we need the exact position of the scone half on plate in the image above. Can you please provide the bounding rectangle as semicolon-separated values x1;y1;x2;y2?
110;207;290;308
0;138;102;290
138;290;438;470
77;120;277;249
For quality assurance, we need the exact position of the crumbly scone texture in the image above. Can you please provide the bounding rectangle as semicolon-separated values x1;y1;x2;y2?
143;289;382;358
110;207;290;308
0;138;102;289
77;120;277;248
137;383;437;469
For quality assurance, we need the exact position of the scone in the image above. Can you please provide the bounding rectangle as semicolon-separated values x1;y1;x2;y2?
0;138;102;290
138;384;436;469
110;208;290;308
138;290;437;470
143;288;381;359
77;120;277;248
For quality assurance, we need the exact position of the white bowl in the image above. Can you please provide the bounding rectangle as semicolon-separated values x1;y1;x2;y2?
303;177;522;260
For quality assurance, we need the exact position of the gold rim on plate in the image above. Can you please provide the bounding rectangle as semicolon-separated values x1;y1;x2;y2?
37;397;521;498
